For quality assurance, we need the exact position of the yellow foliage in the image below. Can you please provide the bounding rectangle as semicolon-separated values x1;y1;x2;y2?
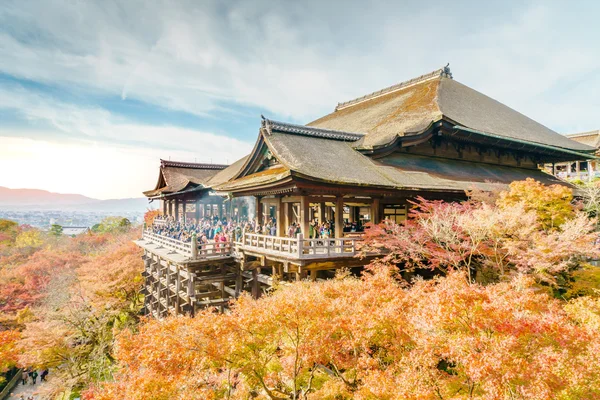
15;229;43;248
497;178;574;229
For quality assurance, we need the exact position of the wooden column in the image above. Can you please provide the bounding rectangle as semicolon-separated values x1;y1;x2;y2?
168;200;173;217
276;196;285;237
576;161;581;179
300;195;310;237
284;202;293;234
195;200;200;222
182;202;187;223
318;202;325;224
174;199;180;221
218;202;223;219
256;196;263;226
371;197;381;225
162;200;167;215
335;196;344;238
589;160;594;182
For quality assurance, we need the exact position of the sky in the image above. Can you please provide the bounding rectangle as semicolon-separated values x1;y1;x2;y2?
0;0;599;199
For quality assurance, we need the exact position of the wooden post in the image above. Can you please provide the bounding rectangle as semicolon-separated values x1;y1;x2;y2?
162;200;167;215
195;200;200;222
335;196;344;238
191;232;198;259
182;201;187;223
276;196;285;237
310;269;318;281
300;195;310;237
252;269;259;299
297;233;304;257
318;202;325;224
371;197;381;225
284;202;293;234
168;200;173;217
175;266;181;315
174;199;180;221
256;196;263;226
589;160;594;182
187;272;195;317
235;268;243;298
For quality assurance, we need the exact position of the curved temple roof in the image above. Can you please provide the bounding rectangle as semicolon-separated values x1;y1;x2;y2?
143;159;228;198
308;68;594;153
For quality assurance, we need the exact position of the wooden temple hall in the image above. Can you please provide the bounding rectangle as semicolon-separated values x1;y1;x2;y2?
136;65;595;318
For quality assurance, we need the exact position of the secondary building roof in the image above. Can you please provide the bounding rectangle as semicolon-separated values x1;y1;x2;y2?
566;130;600;150
143;159;228;198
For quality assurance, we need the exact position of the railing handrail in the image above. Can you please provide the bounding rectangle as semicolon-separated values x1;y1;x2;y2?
143;230;232;259
142;230;363;260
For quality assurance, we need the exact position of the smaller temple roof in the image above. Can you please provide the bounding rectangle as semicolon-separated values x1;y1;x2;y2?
143;159;228;198
566;130;600;150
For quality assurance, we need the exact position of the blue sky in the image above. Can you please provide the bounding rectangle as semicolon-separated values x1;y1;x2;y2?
0;0;599;199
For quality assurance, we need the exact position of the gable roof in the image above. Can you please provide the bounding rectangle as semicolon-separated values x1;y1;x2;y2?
566;130;600;149
214;119;574;195
143;159;228;198
308;67;594;153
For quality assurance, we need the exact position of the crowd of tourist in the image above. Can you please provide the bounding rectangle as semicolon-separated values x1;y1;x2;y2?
150;215;366;244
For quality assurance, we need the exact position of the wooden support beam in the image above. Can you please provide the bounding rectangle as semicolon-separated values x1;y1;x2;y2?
335;196;344;238
276;196;285;237
256;196;263;226
195;200;200;222
318;202;325;224
371;197;381;225
300;195;310;238
182;202;187;223
251;269;259;299
174;199;180;221
284;201;293;234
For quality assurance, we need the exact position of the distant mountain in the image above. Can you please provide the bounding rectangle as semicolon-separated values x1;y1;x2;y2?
0;186;97;206
0;187;156;212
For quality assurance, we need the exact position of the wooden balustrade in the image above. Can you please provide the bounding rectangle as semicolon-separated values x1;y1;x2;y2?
143;230;232;260
143;230;362;261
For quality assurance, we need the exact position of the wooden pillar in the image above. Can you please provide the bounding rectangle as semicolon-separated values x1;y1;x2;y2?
348;206;355;223
174;199;180;221
195;200;200;222
218;202;223;219
284;202;293;234
335;196;344;238
576;161;581;179
168;200;173;217
589;160;594;182
255;197;263;226
252;269;259;299
182;201;187;223
371;197;381;225
276;196;285;237
318;202;325;224
300;195;310;237
175;266;181;315
162;200;167;215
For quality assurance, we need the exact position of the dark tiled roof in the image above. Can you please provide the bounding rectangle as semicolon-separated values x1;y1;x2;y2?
144;159;227;197
262;118;363;141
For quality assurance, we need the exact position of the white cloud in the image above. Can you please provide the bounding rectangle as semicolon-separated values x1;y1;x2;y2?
2;0;595;127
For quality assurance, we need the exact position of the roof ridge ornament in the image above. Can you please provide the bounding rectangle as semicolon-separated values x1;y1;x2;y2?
335;66;451;111
442;63;453;79
160;159;229;170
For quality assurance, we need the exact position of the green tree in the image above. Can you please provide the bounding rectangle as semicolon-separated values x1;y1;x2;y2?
49;224;63;237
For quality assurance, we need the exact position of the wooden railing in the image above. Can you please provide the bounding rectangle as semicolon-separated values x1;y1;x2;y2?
142;230;232;259
241;233;362;259
143;230;362;261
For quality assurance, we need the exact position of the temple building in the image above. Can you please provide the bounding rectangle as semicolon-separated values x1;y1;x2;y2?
547;130;600;181
137;66;595;318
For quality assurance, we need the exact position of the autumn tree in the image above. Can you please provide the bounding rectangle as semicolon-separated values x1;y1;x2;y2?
87;268;600;400
363;180;599;287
